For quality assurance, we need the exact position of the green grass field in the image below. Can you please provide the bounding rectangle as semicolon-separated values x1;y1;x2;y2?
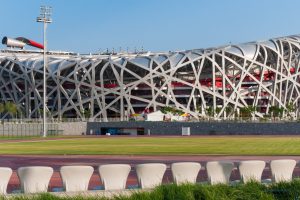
0;136;300;155
8;181;300;200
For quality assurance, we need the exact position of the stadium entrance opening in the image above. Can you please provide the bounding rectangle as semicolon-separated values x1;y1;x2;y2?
100;127;145;136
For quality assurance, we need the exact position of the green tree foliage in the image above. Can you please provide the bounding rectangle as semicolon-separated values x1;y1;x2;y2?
0;103;4;114
160;106;173;114
240;106;257;118
225;105;233;115
215;107;222;115
206;106;214;117
160;106;184;115
286;102;296;119
0;102;18;118
269;106;284;119
80;109;91;118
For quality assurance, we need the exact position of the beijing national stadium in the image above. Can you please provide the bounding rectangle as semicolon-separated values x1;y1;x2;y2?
0;34;300;121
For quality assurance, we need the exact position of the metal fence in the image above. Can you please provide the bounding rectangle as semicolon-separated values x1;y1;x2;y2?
0;123;61;137
0;117;299;124
0;118;122;123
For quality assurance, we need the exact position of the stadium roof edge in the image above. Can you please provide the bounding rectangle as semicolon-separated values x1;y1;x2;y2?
1;34;300;57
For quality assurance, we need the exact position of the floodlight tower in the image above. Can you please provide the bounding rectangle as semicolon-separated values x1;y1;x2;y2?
37;6;52;137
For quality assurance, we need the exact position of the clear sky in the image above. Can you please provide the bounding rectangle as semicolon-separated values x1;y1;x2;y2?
1;0;300;53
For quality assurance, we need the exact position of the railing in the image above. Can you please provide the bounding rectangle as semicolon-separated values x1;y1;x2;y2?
0;118;122;123
0;117;299;124
0;123;61;137
191;117;297;123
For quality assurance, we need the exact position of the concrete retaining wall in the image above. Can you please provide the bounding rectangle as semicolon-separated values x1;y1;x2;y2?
1;121;300;136
58;122;87;135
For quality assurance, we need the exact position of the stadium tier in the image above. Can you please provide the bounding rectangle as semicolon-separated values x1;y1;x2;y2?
0;34;300;120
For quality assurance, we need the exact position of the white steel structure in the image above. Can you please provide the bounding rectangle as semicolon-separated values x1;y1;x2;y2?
0;34;300;120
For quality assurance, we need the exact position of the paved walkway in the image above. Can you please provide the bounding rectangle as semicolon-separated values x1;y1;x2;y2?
2;154;300;193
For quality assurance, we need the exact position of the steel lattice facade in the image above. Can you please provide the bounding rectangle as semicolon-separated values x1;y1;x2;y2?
1;34;300;120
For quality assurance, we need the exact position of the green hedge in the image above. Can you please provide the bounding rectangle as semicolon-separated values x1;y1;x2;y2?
6;180;300;200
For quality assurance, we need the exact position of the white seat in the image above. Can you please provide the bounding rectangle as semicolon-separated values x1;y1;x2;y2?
206;161;234;185
98;164;131;190
0;167;12;194
136;163;166;189
270;159;296;183
17;166;53;193
238;160;265;183
60;166;94;192
171;162;201;184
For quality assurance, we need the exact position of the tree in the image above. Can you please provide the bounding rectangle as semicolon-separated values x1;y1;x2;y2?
0;103;4;114
80;109;85;118
240;106;257;119
160;106;173;114
84;109;91;118
173;108;184;115
269;106;284;120
160;106;184;115
248;106;257;115
240;107;249;118
206;106;214;117
225;105;234;118
4;102;17;118
286;103;296;119
0;103;4;121
215;107;222;115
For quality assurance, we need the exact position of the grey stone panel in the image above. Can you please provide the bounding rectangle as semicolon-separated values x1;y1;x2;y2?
86;122;300;135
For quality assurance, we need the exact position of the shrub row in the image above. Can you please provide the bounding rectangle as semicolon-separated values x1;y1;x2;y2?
7;180;300;200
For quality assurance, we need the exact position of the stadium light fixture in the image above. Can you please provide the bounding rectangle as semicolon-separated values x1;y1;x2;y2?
37;6;52;137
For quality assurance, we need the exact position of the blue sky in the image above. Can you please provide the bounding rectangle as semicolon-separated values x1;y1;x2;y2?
1;0;300;53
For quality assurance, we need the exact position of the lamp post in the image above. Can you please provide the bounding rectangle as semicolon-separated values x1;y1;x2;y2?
37;6;52;137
